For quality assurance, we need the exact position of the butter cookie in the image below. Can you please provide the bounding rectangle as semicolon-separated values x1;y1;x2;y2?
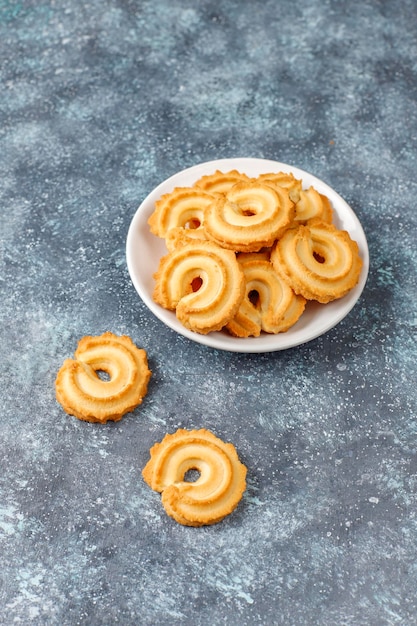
148;187;215;238
204;181;294;252
143;428;247;526
226;252;306;337
55;332;151;423
153;240;245;334
271;220;362;303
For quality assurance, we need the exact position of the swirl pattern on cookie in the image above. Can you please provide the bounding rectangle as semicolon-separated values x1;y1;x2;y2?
142;428;247;526
153;240;245;334
226;253;306;337
271;221;362;303
148;187;216;238
294;187;333;224
204;181;294;252
55;332;151;423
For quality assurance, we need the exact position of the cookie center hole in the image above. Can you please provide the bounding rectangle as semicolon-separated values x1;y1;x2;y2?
184;468;201;483
186;218;201;229
249;289;260;306
191;276;203;292
313;251;325;263
96;369;111;382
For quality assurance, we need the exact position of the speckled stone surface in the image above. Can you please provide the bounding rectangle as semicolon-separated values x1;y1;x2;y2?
1;1;417;624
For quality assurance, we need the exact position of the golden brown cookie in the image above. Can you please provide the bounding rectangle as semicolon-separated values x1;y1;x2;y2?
203;181;295;252
148;187;216;238
142;428;247;526
55;332;151;423
271;220;363;303
153;240;245;334
226;253;306;337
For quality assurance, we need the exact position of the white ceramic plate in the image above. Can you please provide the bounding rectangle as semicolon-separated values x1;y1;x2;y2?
126;158;369;353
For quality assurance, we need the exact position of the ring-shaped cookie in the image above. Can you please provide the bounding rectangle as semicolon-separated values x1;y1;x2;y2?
271;221;362;303
142;428;247;526
153;240;245;334
148;187;216;238
226;253;306;337
55;332;151;423
203;181;294;252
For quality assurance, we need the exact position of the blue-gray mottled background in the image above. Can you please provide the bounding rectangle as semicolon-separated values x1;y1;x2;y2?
1;1;417;625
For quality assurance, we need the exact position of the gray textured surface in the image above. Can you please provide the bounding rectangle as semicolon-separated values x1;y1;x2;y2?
1;1;417;625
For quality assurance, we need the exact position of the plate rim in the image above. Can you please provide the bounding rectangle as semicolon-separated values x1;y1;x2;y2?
126;157;369;353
